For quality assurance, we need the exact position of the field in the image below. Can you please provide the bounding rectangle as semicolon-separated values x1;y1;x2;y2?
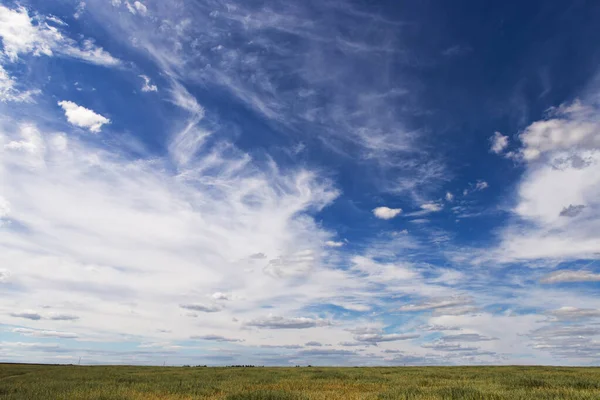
0;364;599;399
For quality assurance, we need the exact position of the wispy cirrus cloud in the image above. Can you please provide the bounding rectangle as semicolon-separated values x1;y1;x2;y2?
2;0;600;368
82;0;447;201
12;328;78;339
540;270;600;284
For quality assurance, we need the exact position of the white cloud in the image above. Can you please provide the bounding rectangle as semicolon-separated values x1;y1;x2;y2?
179;303;222;313
420;203;442;212
126;1;148;15
13;328;78;339
325;240;344;248
81;0;445;201
373;206;402;220
0;196;10;219
190;334;243;342
0;65;40;103
396;297;473;313
45;16;67;26
540;270;600;284
548;307;600;320
245;315;331;329
10;310;42;320
474;181;488;191
438;333;497;342
0;4;119;66
490;98;600;262
168;82;203;115
0;269;10;283
6;0;596;366
445;192;454;202
60;39;120;67
139;74;158;92
519;100;600;160
211;292;229;301
0;114;356;353
57;101;110;132
48;313;80;321
74;2;86;19
134;1;148;14
462;180;489;196
0;5;55;60
351;256;416;282
353;333;419;344
490;131;509;154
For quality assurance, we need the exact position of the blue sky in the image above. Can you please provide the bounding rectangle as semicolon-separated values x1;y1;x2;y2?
1;0;600;366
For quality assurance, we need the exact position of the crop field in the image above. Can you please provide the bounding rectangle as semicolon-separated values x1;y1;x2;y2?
0;364;599;399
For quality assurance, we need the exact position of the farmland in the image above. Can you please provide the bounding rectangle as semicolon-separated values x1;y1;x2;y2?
0;364;599;399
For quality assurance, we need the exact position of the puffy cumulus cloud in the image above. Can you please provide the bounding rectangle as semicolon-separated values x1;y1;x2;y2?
57;101;110;132
540;270;600;284
445;192;454;202
245;315;331;329
548;307;600;320
373;206;402;220
0;4;119;66
211;292;229;301
519;100;600;161
490;97;600;262
490;131;509;154
139;74;158;92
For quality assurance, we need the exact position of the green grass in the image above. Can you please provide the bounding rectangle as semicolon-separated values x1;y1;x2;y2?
0;364;599;399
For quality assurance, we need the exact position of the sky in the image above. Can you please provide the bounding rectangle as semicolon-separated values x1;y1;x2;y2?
0;0;600;367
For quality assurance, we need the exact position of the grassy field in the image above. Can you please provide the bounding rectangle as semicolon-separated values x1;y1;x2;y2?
0;364;599;399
